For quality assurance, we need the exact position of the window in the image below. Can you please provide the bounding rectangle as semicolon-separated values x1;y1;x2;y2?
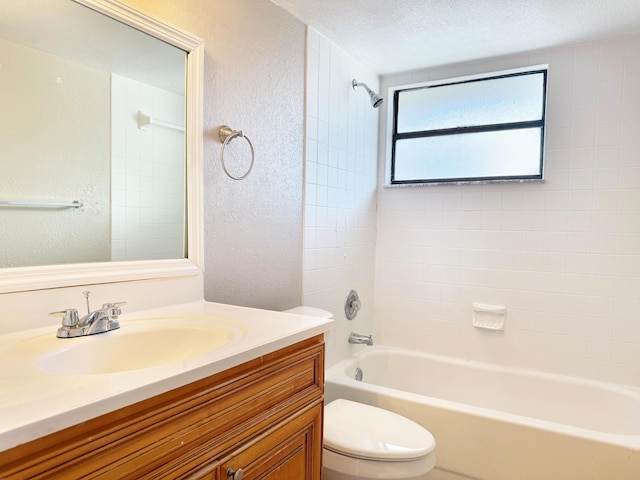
390;67;547;185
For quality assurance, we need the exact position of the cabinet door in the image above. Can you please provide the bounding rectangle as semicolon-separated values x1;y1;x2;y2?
218;403;322;480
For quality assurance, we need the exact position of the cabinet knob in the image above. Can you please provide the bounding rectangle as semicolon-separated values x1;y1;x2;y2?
226;467;244;480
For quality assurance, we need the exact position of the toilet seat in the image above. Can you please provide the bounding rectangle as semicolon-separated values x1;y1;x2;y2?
324;399;436;462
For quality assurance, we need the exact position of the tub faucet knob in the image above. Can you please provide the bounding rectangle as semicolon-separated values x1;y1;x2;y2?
345;290;361;320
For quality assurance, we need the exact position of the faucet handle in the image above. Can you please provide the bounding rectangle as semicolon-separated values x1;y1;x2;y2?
101;301;127;315
345;290;361;320
50;309;79;327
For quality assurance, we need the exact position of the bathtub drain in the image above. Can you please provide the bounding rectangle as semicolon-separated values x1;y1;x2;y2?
355;367;363;381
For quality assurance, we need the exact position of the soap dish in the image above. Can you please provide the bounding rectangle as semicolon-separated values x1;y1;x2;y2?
472;303;506;331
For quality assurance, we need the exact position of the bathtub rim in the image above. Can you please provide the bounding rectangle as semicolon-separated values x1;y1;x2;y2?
325;345;640;451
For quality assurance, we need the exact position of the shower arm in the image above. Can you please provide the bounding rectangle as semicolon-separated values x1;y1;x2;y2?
352;79;383;108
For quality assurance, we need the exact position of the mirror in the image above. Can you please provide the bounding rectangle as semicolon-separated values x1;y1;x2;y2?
0;0;203;293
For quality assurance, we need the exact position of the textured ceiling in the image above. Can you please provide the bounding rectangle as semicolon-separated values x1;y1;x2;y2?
271;0;640;74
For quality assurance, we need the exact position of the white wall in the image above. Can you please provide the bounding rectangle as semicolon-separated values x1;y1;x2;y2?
111;74;186;262
0;38;110;267
303;28;379;367
123;0;306;311
376;34;640;387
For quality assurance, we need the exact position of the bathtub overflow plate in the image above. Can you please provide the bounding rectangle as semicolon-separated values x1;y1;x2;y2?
355;367;363;381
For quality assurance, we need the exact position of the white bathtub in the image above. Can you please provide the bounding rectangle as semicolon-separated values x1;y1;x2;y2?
325;346;640;480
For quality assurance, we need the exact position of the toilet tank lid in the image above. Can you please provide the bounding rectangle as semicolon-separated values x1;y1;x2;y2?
283;306;333;318
324;399;436;461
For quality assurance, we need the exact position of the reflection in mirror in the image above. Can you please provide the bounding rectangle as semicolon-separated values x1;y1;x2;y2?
0;0;187;268
0;0;203;294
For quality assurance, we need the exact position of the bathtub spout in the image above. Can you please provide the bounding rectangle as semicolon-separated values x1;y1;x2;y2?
349;332;373;346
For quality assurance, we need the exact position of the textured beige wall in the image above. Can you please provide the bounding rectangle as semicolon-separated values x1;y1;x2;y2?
121;0;306;311
0;38;110;267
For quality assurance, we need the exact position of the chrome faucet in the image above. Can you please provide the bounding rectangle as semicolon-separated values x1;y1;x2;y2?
51;292;126;338
349;332;373;346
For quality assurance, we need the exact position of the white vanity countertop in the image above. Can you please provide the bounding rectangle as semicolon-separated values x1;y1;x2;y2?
0;300;333;452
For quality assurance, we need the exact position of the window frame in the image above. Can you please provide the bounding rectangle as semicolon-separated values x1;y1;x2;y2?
389;66;548;185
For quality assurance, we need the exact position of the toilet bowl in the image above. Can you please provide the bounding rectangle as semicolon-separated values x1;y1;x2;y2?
282;306;436;479
323;399;436;480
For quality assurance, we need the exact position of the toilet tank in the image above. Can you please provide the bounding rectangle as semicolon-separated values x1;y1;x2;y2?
283;306;333;319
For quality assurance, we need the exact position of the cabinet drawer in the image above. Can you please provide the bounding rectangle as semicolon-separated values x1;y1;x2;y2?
220;403;323;480
190;402;323;480
147;343;324;478
0;336;324;480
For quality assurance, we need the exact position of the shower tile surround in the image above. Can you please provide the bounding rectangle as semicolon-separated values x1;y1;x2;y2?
304;29;640;386
303;28;378;367
376;35;640;387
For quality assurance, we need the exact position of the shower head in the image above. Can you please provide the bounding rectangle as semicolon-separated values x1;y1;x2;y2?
352;79;383;108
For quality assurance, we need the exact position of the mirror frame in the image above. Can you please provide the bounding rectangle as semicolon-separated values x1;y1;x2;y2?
0;0;204;294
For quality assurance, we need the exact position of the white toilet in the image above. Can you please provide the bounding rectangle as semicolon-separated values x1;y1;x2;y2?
283;306;436;480
323;399;436;480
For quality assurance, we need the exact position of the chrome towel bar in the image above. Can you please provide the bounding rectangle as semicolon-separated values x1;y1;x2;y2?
0;200;83;208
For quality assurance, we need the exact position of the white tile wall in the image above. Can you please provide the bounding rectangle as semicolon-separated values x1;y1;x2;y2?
376;34;640;387
303;28;379;367
111;75;186;261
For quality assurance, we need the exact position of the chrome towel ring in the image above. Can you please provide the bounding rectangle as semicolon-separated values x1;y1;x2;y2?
218;125;255;180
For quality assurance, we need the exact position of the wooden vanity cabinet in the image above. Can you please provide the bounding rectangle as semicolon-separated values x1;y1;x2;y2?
191;403;322;480
0;335;324;480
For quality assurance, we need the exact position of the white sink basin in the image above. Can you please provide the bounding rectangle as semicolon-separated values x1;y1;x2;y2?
8;316;246;375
